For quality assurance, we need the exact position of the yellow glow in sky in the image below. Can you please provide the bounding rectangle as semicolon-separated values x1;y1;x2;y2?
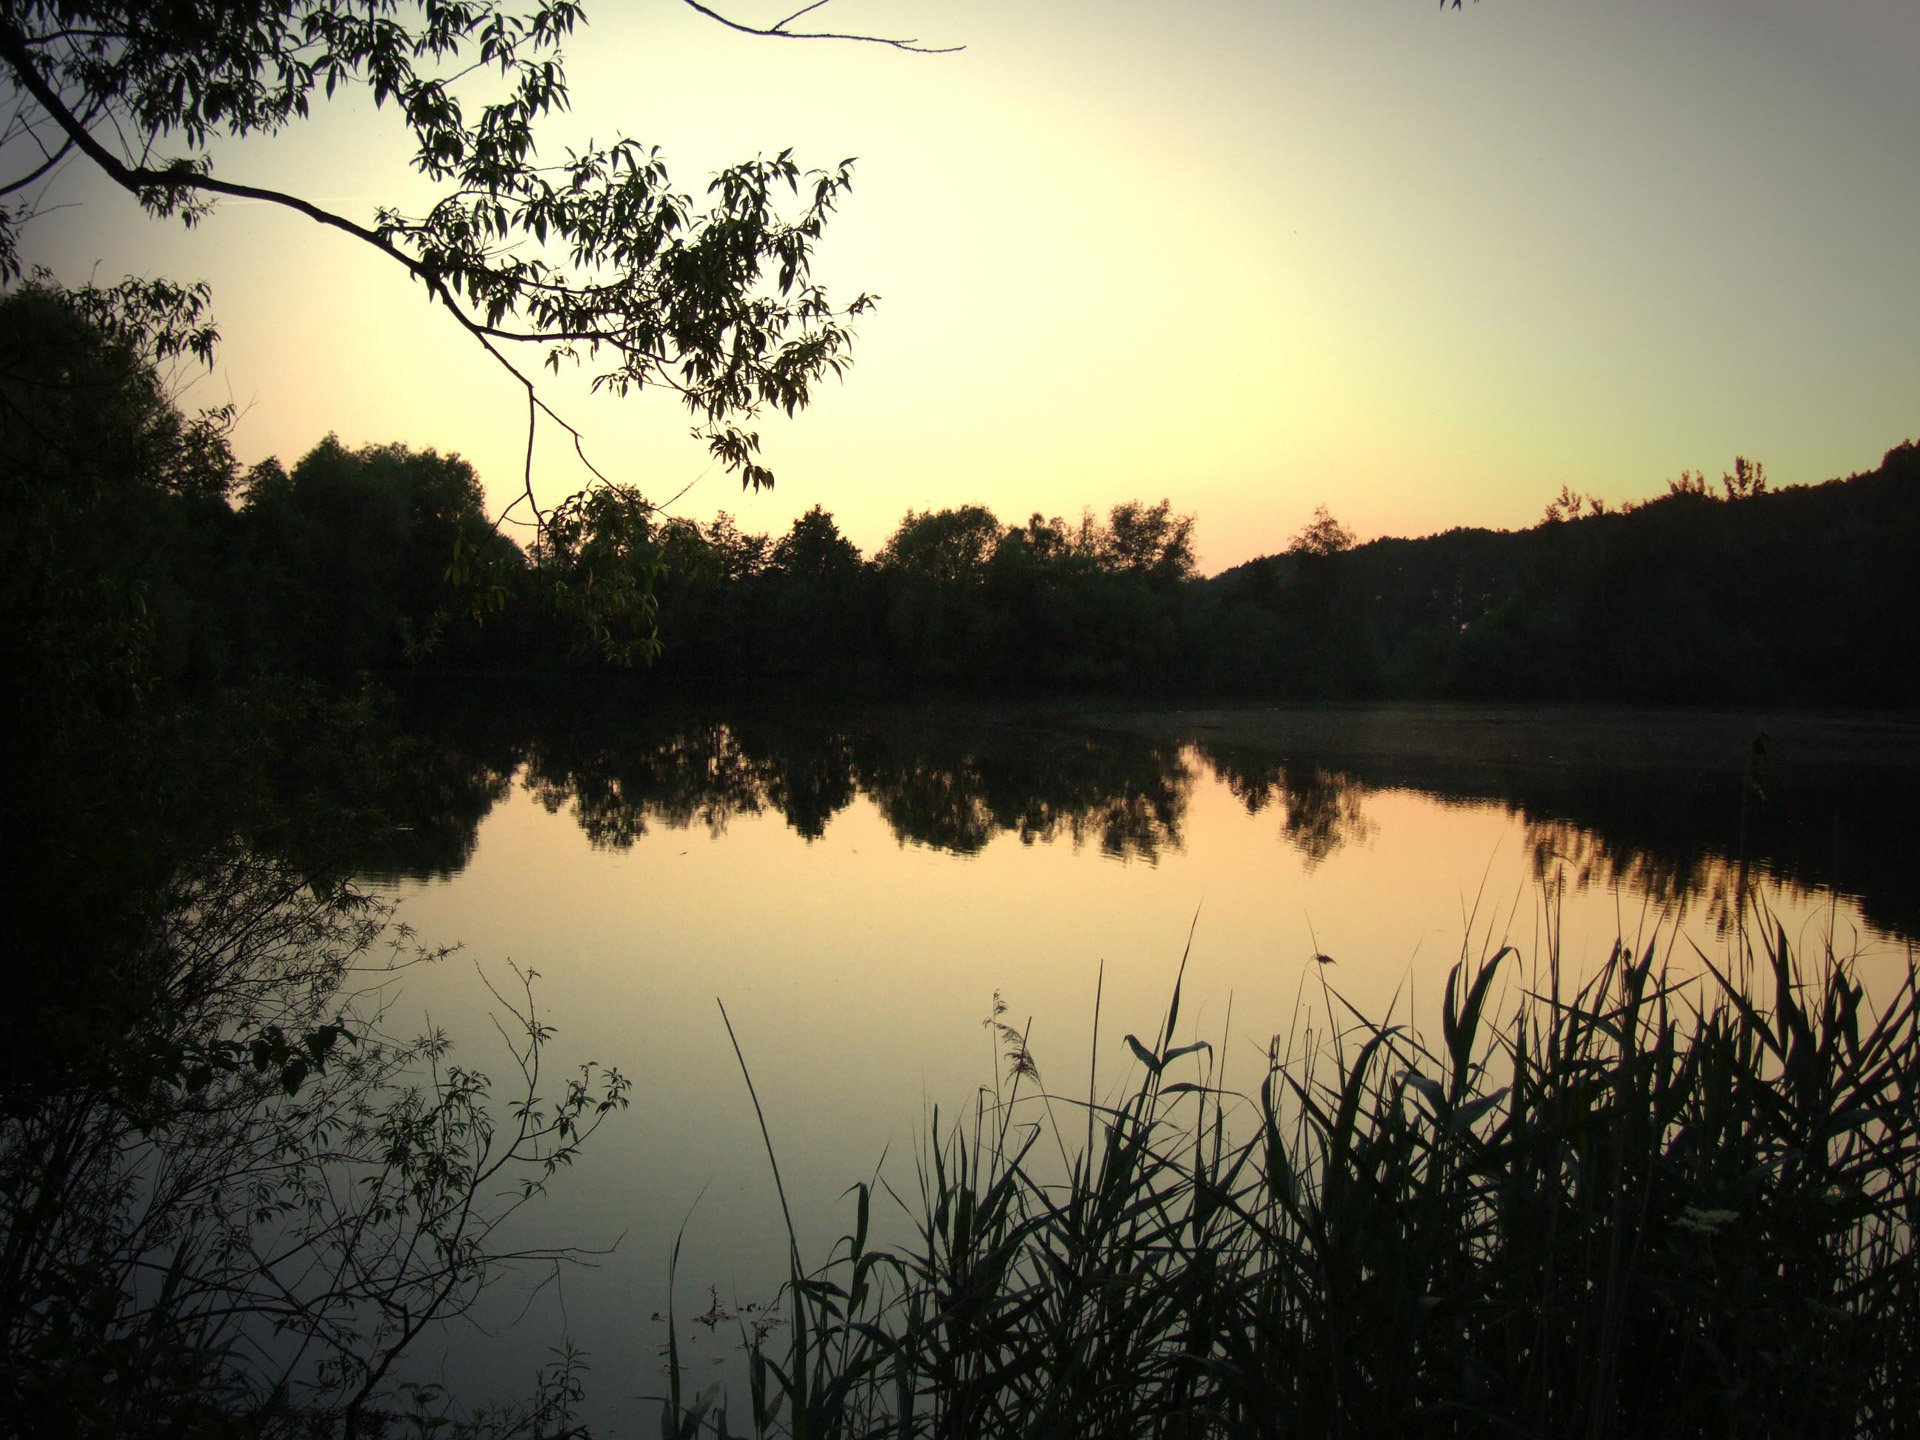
20;0;1920;571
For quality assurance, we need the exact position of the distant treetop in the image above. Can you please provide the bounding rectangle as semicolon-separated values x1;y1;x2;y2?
1287;506;1356;558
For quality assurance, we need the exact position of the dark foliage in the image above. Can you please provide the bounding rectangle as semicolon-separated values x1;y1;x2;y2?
238;438;521;674
1199;445;1920;705
395;444;1920;706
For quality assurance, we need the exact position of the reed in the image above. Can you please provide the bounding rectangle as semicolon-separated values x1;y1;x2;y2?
690;915;1920;1439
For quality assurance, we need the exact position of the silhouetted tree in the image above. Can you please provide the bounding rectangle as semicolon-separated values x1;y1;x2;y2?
527;483;668;665
877;506;1004;679
880;505;1005;583
773;505;864;580
704;512;772;583
765;506;869;679
240;437;514;673
1287;505;1356;559
0;282;243;721
1102;499;1198;589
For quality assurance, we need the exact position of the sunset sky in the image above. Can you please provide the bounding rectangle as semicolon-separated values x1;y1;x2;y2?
21;0;1920;572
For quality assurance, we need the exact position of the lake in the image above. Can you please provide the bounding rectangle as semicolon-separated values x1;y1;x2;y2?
359;692;1919;1432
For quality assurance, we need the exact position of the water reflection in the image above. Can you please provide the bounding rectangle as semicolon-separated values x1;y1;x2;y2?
1198;746;1378;868
502;708;1193;863
525;722;782;846
1522;819;1752;933
856;726;1190;861
369;686;1919;942
342;737;518;880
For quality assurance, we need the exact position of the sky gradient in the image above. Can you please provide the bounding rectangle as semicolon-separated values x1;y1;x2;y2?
21;0;1920;572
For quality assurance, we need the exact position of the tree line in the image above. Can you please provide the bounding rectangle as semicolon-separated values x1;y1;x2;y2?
1219;450;1920;706
8;281;1917;713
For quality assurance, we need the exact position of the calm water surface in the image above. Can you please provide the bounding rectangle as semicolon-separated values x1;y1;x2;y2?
365;697;1918;1433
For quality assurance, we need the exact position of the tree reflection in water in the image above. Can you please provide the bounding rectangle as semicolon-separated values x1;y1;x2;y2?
859;726;1191;862
373;687;1920;943
508;710;1195;864
1196;744;1377;868
1525;820;1765;938
525;722;781;846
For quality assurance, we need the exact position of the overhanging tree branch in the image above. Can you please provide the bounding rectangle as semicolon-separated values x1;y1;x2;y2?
0;2;932;541
0;132;72;195
0;15;580;533
678;0;961;53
